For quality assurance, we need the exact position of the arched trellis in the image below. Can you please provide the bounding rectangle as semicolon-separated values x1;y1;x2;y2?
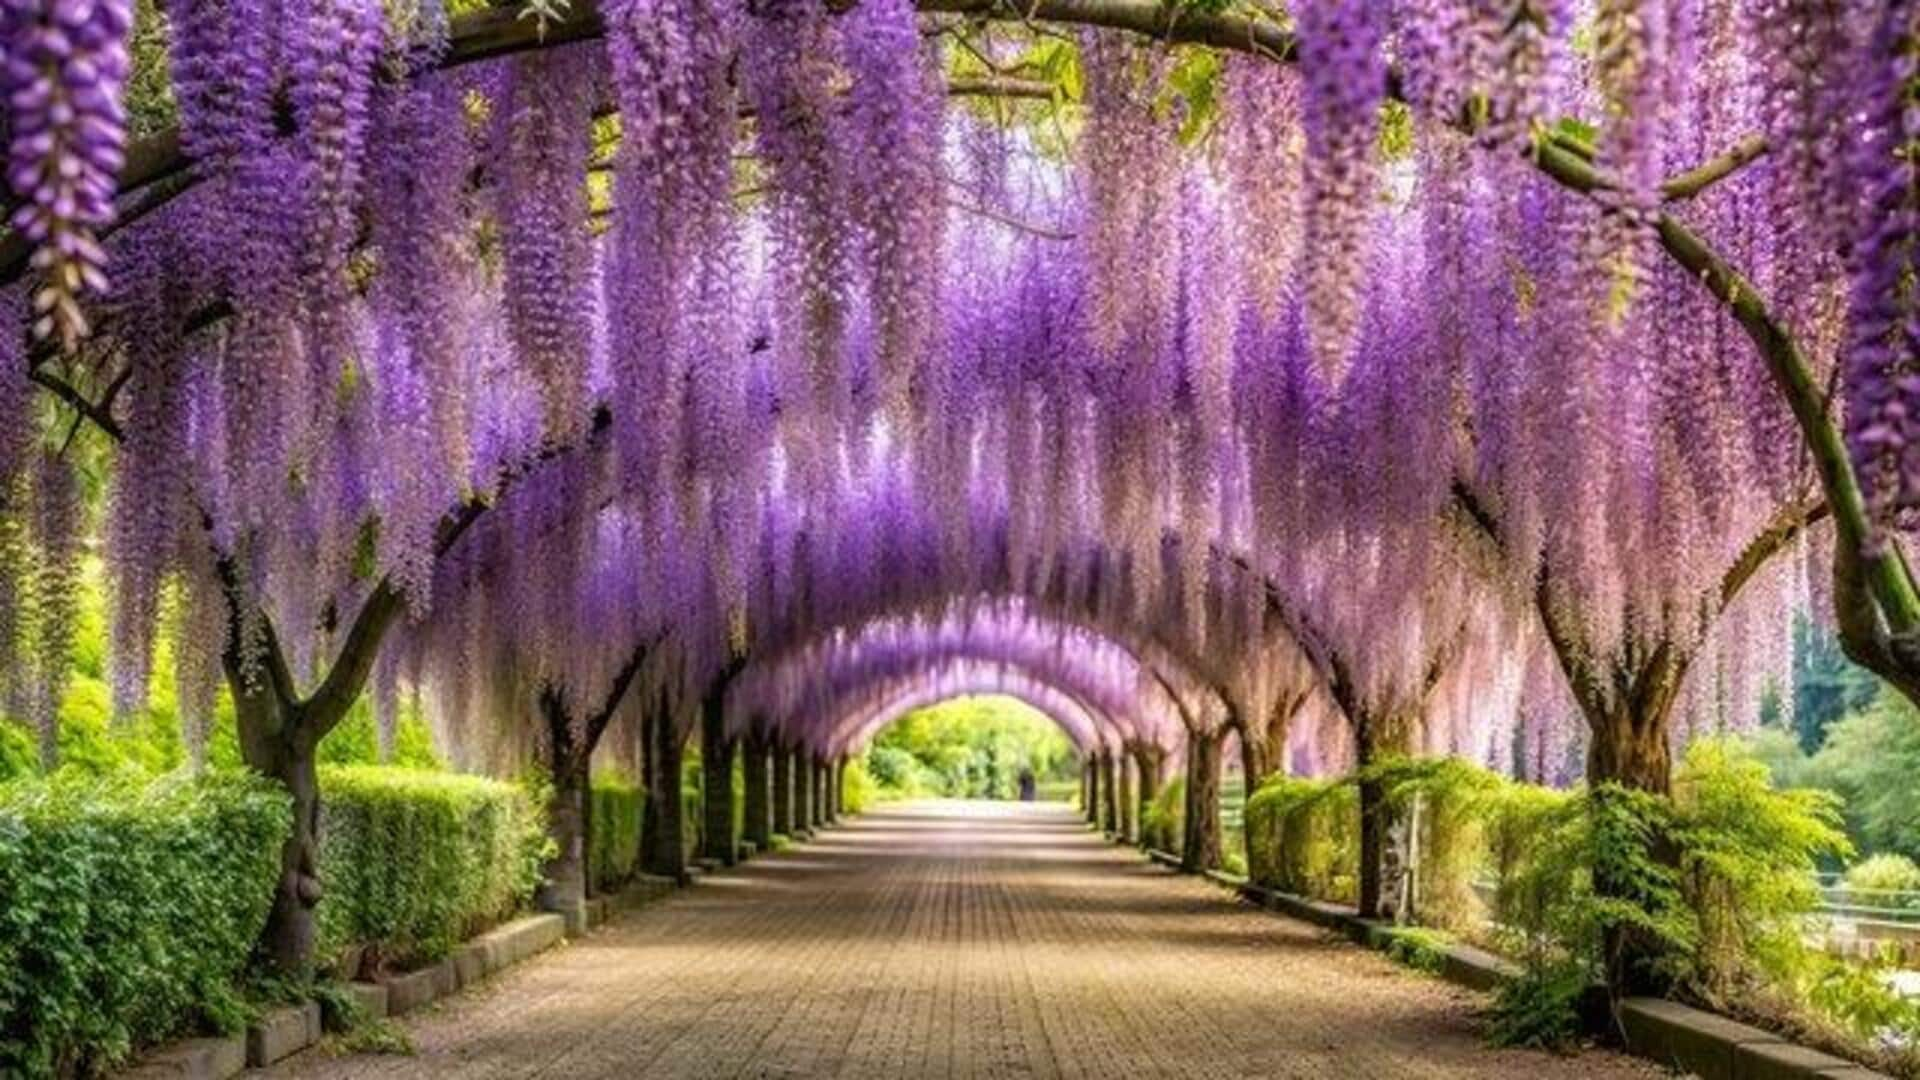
13;0;1884;681
0;0;1885;998
817;663;1111;756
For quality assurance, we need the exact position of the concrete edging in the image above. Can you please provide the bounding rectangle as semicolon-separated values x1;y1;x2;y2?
1139;845;1889;1080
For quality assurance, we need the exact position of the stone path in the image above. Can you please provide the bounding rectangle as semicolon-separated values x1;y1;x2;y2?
267;800;1659;1079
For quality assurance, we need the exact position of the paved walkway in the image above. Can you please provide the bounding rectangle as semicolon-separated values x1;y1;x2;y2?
269;801;1656;1079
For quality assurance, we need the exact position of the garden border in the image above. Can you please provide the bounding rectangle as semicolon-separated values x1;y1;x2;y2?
1137;845;1892;1080
114;871;689;1079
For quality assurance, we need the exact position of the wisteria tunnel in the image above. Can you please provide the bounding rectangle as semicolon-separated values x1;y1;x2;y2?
2;0;1920;1076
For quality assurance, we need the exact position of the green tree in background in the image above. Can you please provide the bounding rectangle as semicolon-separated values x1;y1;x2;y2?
1792;617;1881;755
863;696;1075;801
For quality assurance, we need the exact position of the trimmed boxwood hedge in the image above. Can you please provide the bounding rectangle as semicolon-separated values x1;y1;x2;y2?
0;771;290;1079
314;766;548;975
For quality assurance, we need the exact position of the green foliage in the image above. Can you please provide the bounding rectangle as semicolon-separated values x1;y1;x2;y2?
1141;776;1185;854
1365;755;1506;933
1487;965;1591;1051
1841;853;1920;908
1803;696;1920;861
1800;952;1920;1050
316;698;442;770
1379;925;1453;975
863;696;1075;802
841;757;876;814
1671;737;1851;1004
589;774;642;892
314;767;548;974
1490;741;1855;1046
0;721;36;783
1792;616;1881;755
331;1016;415;1057
0;772;290;1078
1243;775;1358;903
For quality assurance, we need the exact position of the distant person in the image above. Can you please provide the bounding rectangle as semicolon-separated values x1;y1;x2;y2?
1018;768;1036;801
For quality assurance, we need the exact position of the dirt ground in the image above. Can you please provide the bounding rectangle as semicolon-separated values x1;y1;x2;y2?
264;800;1663;1079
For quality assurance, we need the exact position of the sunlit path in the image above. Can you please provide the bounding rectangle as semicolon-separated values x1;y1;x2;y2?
264;802;1654;1080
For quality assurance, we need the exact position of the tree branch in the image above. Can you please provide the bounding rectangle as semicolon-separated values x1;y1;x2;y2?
28;367;123;440
1717;497;1828;613
1661;133;1771;202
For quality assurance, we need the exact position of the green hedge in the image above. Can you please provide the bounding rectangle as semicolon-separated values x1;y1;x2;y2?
1142;777;1185;854
1244;775;1359;904
0;771;290;1078
590;775;642;892
315;767;547;975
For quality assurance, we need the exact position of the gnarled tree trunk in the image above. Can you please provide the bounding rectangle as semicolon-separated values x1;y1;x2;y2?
234;680;323;977
1181;730;1222;873
1099;750;1120;835
1582;646;1687;997
535;690;590;927
701;694;737;865
744;726;772;850
1130;743;1164;847
641;701;688;882
793;746;814;834
1354;709;1415;921
773;740;794;836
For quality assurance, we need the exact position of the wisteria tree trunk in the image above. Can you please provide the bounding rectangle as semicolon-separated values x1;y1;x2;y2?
1099;750;1120;835
1576;645;1688;996
641;701;688;882
1081;758;1095;824
231;676;324;977
832;756;846;817
701;695;737;865
773;741;795;836
536;689;591;922
816;757;833;825
793;746;814;834
1129;743;1164;845
1353;710;1415;921
224;593;396;977
1116;755;1136;842
1181;730;1223;873
744;726;773;850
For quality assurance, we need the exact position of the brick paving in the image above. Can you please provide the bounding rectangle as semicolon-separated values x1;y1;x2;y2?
266;800;1660;1079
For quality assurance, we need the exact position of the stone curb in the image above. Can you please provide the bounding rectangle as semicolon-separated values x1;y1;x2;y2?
1133;843;1889;1080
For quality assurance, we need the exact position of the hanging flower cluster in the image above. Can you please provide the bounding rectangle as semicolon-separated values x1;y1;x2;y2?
1;0;134;348
0;0;1875;790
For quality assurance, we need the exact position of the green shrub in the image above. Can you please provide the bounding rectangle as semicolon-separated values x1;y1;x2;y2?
589;774;642;892
1141;777;1185;854
1367;756;1507;933
0;771;290;1078
1671;737;1850;1004
1244;775;1358;903
314;767;548;974
1380;925;1453;975
1487;965;1590;1050
842;757;876;813
1484;781;1581;961
1841;853;1920;910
